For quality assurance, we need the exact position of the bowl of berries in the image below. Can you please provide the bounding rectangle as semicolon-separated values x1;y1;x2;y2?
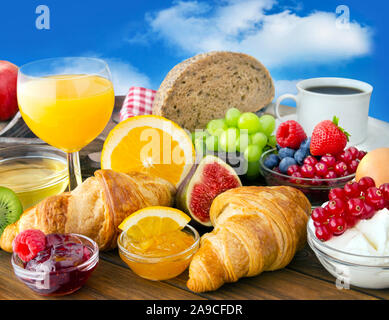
260;118;366;207
307;177;389;289
11;230;99;296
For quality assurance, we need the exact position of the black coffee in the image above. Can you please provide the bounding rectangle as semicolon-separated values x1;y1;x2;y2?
305;86;364;95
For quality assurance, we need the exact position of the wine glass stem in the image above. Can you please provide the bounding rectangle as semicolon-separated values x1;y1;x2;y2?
67;152;82;191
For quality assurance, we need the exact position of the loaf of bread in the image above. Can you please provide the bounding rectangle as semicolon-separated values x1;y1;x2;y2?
152;51;274;131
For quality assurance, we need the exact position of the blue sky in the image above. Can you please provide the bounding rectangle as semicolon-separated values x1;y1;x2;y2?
1;0;388;121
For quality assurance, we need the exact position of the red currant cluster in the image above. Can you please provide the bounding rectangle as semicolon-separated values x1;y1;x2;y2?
286;147;366;185
312;177;389;241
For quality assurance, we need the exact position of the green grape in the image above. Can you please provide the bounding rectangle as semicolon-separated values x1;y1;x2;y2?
267;135;277;148
237;112;261;134
246;161;260;180
236;133;252;152
191;130;208;143
258;114;276;136
206;119;227;136
205;135;219;151
219;128;240;152
250;132;268;149
243;144;262;162
225;108;241;127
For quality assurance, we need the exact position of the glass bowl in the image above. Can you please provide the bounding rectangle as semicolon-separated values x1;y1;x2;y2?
307;219;389;289
0;145;68;209
118;225;200;281
11;233;99;296
259;148;355;207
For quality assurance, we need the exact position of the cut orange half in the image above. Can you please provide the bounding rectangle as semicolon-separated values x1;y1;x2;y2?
101;115;195;186
118;206;191;242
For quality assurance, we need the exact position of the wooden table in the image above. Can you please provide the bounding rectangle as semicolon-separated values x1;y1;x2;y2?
0;96;387;300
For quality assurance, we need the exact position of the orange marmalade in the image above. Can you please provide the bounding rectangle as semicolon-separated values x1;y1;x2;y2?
118;227;199;281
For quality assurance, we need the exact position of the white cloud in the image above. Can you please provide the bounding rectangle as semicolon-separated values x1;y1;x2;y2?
146;0;372;68
105;58;151;95
274;79;300;98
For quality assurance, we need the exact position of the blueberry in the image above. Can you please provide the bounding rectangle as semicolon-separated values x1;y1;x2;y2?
299;137;311;151
278;147;295;159
294;148;308;165
264;154;280;169
279;157;297;174
276;144;282;151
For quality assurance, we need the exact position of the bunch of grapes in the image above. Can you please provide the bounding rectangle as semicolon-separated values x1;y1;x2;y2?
191;108;276;179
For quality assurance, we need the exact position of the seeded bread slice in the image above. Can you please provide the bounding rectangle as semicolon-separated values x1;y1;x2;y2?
152;51;274;131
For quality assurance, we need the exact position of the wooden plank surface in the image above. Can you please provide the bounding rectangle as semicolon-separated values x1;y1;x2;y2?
0;96;387;300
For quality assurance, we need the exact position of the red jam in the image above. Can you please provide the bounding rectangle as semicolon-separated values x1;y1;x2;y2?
14;234;98;296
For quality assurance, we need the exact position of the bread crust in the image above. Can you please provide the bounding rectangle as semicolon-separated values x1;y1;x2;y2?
152;51;274;131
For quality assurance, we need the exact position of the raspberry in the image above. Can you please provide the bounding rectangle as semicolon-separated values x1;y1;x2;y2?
13;229;47;262
276;120;307;149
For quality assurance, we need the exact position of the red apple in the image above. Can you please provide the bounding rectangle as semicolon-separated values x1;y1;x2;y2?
0;61;18;121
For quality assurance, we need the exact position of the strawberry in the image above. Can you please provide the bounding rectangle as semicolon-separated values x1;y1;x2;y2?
310;116;350;156
276;120;307;149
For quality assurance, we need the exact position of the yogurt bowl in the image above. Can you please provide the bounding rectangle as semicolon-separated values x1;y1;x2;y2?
307;218;389;289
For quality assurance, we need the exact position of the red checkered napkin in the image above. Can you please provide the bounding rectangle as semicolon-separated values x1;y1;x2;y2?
119;87;157;122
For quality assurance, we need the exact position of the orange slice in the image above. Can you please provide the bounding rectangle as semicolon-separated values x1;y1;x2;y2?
101;115;195;186
118;206;191;243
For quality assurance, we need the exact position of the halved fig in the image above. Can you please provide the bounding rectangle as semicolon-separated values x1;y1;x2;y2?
176;155;242;226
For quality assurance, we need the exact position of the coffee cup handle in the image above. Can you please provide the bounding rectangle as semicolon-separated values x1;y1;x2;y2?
274;94;297;123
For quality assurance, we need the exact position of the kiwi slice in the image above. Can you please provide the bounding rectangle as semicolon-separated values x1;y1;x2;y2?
0;187;23;236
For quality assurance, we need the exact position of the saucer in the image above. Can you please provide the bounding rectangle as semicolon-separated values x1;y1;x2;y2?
275;114;389;151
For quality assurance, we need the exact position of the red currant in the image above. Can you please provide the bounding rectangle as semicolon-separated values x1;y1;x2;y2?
329;188;346;200
345;214;358;228
366;187;386;210
346;198;365;217
346;147;359;160
287;164;300;176
311;207;328;223
334;161;348;176
324;170;338;179
301;164;315;178
290;171;303;184
348;160;359;174
328;216;347;236
315;225;333;241
320;154;336;168
313;221;322;227
360;202;376;220
358;176;376;191
357;150;367;160
304;156;318;167
327;198;346;216
379;183;389;201
343;182;361;199
311;175;322;186
314;162;328;177
337;150;353;164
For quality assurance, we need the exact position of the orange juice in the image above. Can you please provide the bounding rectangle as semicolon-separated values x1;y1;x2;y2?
18;75;114;152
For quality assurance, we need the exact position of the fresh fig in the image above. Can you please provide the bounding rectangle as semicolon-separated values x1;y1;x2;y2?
176;155;242;226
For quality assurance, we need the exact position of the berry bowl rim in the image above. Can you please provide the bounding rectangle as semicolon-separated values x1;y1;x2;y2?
117;224;200;264
11;233;99;280
307;218;389;266
259;148;356;184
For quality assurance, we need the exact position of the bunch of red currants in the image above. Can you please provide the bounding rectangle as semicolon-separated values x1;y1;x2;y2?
312;177;389;241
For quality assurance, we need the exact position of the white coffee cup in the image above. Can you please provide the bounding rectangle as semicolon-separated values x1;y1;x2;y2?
275;77;373;146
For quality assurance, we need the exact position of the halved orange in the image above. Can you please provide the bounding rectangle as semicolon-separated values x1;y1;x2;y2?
118;206;191;242
101;115;195;186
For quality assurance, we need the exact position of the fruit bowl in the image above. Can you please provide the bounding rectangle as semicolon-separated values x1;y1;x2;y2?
11;233;99;296
307;219;389;289
259;149;355;207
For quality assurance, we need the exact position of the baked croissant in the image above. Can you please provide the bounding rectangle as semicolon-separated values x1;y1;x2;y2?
0;169;175;252
187;186;310;292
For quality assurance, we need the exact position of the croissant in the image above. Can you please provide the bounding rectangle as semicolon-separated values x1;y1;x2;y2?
187;186;310;292
0;169;175;252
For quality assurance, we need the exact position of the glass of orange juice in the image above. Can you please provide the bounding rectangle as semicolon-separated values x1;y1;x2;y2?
17;57;115;190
